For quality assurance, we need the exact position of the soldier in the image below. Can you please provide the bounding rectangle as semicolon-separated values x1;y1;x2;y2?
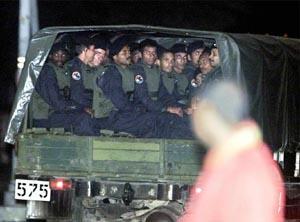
209;44;220;68
157;48;187;109
103;39;112;66
97;36;158;137
87;37;111;129
201;44;223;91
97;36;193;139
33;43;70;127
199;47;214;76
185;40;205;81
88;38;107;69
68;37;109;134
170;43;189;105
69;37;96;111
130;39;182;116
34;42;98;135
189;47;214;97
129;42;142;64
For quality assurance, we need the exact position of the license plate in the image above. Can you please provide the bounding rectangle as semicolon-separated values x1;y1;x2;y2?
15;179;51;202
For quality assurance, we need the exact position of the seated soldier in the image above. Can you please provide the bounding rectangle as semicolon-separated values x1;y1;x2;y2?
31;43;68;128
129;42;142;64
157;47;190;111
170;43;189;105
97;36;193;139
87;37;108;117
87;37;112;129
68;37;96;111
34;42;98;135
68;37;111;134
201;44;223;91
209;44;220;68
130;39;183;116
185;40;205;81
189;47;214;96
199;47;214;76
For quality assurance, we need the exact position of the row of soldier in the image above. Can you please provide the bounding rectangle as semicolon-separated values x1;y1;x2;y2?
32;35;222;138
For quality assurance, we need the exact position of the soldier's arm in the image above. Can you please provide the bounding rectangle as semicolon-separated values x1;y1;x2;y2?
70;69;89;108
35;65;83;111
174;76;189;105
97;69;135;112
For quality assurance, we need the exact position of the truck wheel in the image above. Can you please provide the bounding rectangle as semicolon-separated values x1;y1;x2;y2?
144;207;179;222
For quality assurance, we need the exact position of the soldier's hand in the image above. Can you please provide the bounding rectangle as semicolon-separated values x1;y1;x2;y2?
184;107;193;115
84;108;95;117
167;107;183;117
195;73;203;85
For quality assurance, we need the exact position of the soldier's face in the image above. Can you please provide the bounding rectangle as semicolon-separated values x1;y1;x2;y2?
160;52;174;73
50;50;68;68
174;52;187;71
199;56;213;74
131;50;142;64
114;46;131;66
92;48;106;67
190;48;203;66
142;46;157;66
209;48;220;67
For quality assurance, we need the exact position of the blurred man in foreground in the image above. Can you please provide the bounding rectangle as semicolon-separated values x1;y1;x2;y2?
179;81;285;222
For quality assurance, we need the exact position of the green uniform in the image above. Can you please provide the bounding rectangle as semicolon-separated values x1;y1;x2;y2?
161;72;176;95
69;57;96;108
142;64;160;100
92;66;107;118
94;64;135;118
82;64;96;91
172;70;189;105
32;62;69;120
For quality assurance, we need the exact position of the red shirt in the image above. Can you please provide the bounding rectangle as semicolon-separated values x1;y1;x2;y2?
179;143;285;222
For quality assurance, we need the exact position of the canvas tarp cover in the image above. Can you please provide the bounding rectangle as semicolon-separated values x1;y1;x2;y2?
4;25;300;151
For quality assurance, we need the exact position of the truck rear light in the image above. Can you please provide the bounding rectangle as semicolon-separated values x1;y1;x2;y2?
50;178;72;190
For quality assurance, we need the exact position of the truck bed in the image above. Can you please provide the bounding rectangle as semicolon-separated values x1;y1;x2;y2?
16;133;206;184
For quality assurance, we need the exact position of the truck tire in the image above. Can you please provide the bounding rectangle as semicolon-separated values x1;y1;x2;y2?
144;207;180;222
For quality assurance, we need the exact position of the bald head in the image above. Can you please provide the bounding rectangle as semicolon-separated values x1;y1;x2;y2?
199;81;249;124
192;81;249;146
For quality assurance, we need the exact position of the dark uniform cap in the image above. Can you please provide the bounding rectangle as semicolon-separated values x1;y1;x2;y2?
200;47;212;57
110;35;130;57
54;34;75;55
187;40;205;54
76;36;95;48
170;43;187;54
129;42;141;53
50;42;69;55
157;45;168;59
140;39;158;50
93;38;108;50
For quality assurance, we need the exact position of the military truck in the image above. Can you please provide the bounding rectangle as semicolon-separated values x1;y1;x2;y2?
5;25;300;221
